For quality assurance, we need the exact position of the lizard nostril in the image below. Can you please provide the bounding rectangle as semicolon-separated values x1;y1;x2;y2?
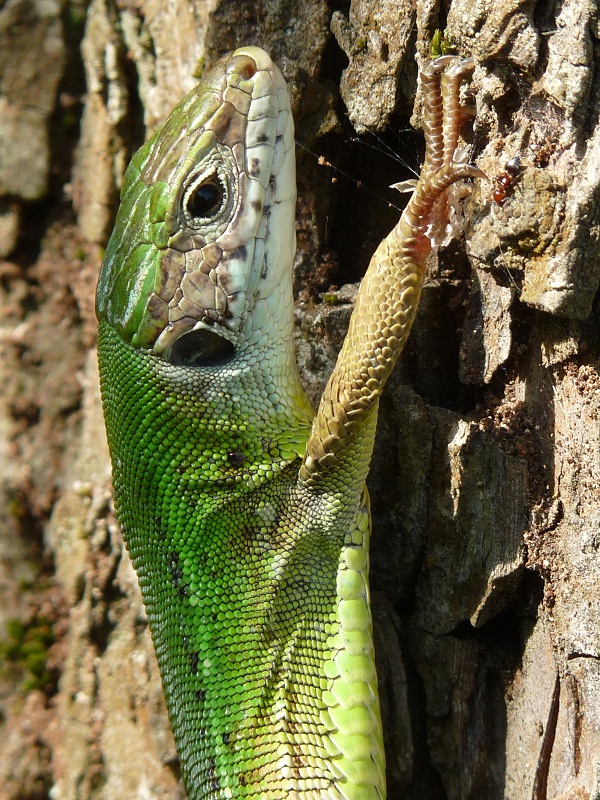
240;61;256;80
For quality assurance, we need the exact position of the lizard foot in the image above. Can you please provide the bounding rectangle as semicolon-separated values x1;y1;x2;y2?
401;55;485;251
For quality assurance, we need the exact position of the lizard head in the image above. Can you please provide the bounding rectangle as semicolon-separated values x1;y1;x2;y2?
96;46;296;368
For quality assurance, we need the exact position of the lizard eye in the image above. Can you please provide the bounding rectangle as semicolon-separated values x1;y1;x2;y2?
167;329;235;368
184;174;227;222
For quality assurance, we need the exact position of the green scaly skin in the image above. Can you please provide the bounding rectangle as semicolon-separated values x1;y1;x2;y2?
96;47;481;799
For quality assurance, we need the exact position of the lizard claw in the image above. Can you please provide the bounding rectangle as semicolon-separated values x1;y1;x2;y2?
401;55;482;248
421;54;476;172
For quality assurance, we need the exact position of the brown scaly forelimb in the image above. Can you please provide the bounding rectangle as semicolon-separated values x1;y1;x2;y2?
300;56;485;490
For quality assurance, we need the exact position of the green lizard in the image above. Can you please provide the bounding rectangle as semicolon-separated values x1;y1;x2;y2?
96;46;482;800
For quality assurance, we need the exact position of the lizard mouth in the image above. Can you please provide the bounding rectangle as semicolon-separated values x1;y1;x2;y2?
166;328;235;368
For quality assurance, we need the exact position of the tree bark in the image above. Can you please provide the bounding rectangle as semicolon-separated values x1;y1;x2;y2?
1;0;599;798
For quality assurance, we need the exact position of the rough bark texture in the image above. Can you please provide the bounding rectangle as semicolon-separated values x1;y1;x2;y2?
1;0;599;798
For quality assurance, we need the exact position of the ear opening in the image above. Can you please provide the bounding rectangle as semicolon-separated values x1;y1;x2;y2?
167;329;235;368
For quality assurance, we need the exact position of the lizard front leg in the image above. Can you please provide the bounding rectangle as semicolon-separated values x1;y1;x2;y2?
300;55;484;496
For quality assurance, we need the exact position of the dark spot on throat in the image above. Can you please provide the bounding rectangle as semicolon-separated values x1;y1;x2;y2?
227;450;246;467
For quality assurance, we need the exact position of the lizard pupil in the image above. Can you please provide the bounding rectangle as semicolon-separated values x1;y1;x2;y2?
186;179;224;219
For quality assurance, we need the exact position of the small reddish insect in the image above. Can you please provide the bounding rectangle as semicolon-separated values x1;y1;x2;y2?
493;156;522;205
